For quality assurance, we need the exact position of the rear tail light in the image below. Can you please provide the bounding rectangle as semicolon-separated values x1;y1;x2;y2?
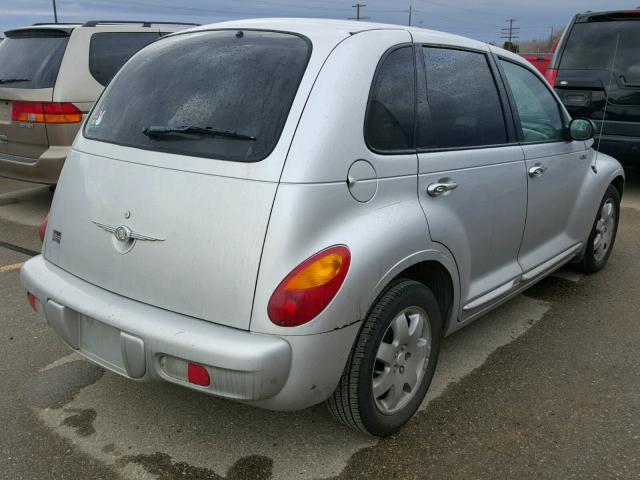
545;68;558;87
27;292;38;312
268;245;351;327
39;213;49;242
12;101;82;124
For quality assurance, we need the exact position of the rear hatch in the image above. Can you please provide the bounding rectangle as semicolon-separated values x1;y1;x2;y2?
44;29;312;330
0;27;70;159
555;12;640;137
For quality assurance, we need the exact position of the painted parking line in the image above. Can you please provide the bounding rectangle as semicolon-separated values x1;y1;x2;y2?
0;240;39;257
0;262;24;273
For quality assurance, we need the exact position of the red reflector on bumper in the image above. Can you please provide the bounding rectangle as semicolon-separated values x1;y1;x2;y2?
27;292;37;311
187;363;210;387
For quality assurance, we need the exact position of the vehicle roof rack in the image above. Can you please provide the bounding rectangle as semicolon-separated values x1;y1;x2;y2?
32;22;81;26
82;20;200;28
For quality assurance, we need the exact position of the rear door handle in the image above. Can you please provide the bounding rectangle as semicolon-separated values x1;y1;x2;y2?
528;165;547;178
427;181;458;197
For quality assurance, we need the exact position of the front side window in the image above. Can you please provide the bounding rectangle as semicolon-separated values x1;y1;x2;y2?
84;30;311;162
89;32;162;86
420;47;507;149
500;60;565;143
365;46;416;152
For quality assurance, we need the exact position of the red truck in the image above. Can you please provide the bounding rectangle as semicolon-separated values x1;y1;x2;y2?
521;39;559;76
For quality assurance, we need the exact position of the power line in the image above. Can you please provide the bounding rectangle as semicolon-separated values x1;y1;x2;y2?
500;17;520;43
350;3;370;21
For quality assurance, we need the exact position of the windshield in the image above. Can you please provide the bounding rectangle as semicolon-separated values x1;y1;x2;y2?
0;31;69;89
84;30;311;162
560;20;640;83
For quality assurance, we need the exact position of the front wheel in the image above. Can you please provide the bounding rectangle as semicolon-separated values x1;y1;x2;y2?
580;184;620;273
327;280;441;437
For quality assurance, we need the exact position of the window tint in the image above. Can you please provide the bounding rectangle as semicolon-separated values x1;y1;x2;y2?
420;48;507;149
560;21;640;84
84;30;310;162
0;31;69;89
366;46;416;151
500;60;564;142
89;32;161;86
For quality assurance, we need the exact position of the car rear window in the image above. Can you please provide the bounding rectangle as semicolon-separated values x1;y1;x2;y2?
84;30;311;162
0;30;69;89
89;32;162;86
560;20;640;83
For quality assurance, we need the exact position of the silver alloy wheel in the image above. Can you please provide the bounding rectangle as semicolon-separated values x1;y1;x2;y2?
593;198;616;263
372;307;431;415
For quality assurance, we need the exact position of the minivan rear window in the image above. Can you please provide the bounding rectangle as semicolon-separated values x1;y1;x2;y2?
89;32;162;86
84;30;311;162
560;20;640;84
0;30;69;89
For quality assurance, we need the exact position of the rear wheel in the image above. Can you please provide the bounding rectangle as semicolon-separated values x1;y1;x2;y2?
580;184;620;273
327;280;441;437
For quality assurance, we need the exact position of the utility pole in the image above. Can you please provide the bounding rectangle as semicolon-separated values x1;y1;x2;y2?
408;0;413;26
548;26;554;51
500;18;520;52
52;0;58;23
350;3;369;21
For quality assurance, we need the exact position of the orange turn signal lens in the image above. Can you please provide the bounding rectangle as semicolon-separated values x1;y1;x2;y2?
268;245;351;327
284;252;345;290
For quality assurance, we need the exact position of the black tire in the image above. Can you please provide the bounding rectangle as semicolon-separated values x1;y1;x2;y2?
327;279;442;437
579;184;620;273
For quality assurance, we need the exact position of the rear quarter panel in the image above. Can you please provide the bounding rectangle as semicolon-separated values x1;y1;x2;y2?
250;29;460;336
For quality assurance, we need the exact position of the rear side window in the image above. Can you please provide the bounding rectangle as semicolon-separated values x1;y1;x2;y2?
420;48;507;149
500;60;564;143
0;30;69;89
365;46;416;152
560;20;640;85
89;32;161;86
84;30;311;162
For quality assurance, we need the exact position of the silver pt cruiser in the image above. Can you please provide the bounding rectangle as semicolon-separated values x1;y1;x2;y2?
22;19;624;436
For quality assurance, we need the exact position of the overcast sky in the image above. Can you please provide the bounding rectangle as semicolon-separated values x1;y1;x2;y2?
0;0;636;45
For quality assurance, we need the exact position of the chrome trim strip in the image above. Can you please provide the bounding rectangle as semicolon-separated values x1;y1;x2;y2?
463;278;519;311
521;243;582;282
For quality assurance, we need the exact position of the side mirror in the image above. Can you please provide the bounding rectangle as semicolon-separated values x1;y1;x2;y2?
568;118;596;141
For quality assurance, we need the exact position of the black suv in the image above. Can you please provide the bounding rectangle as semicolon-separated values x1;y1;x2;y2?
547;9;640;166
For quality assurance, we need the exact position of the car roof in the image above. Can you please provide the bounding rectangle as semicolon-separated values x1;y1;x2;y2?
575;9;640;22
180;17;501;54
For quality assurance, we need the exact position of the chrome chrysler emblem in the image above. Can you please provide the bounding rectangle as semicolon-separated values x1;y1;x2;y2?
93;221;164;242
114;225;131;242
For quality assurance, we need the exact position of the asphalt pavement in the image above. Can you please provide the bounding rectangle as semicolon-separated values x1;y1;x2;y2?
0;173;639;480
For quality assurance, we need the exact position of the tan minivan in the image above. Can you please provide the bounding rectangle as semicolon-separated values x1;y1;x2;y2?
0;21;196;184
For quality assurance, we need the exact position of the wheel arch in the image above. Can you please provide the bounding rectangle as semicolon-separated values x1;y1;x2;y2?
611;175;624;199
368;250;460;336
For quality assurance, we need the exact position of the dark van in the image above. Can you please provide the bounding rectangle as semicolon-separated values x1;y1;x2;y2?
547;9;640;165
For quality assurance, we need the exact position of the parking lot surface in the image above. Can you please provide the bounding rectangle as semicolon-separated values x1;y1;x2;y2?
1;174;639;480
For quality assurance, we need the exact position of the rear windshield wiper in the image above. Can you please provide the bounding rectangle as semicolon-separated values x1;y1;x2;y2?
0;78;31;84
142;125;256;141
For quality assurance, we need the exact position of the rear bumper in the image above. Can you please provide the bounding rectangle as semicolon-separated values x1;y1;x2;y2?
0;146;68;184
21;255;293;402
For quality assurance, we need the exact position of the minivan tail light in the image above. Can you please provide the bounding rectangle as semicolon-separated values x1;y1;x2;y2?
39;213;50;242
545;68;558;87
12;101;82;124
268;245;351;327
